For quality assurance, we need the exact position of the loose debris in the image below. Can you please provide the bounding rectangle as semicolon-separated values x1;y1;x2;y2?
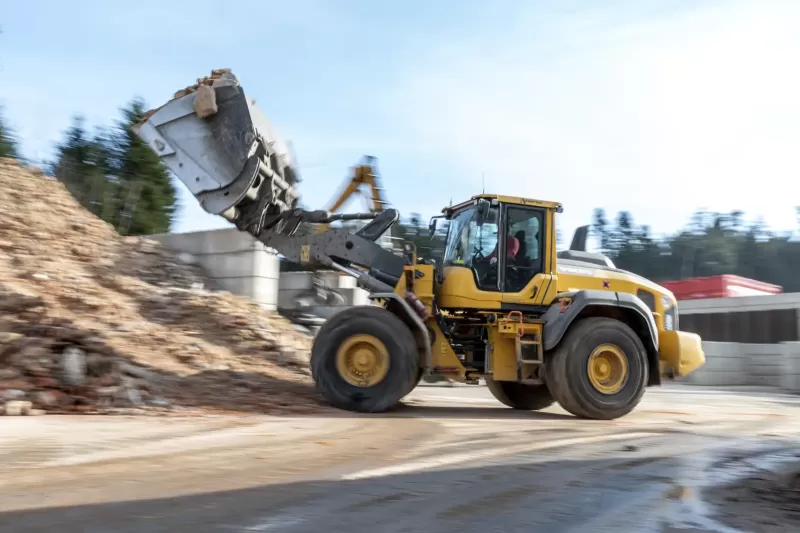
0;158;328;416
140;68;236;124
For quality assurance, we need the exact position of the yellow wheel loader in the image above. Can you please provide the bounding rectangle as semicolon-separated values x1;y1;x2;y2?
135;70;706;420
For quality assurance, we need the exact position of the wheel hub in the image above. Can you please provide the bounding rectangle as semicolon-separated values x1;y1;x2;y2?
336;334;390;387
587;344;628;395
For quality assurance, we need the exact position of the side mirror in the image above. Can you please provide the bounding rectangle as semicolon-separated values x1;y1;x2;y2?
428;217;438;237
476;199;491;227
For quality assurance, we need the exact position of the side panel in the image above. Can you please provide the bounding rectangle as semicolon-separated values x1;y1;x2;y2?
428;319;468;381
487;327;517;381
401;263;466;380
541;290;658;353
437;267;503;309
413;264;436;301
487;318;545;382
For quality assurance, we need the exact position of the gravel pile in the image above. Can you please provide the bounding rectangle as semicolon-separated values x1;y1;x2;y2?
0;157;328;416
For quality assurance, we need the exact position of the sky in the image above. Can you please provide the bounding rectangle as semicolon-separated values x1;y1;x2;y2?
2;0;800;246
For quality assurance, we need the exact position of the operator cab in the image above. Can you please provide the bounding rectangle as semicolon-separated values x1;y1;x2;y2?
430;195;562;308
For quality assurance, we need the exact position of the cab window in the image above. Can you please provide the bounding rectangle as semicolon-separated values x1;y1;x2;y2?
442;205;501;291
503;206;545;293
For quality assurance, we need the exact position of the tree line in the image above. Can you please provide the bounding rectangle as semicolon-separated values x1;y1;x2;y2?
2;105;798;288
591;207;800;291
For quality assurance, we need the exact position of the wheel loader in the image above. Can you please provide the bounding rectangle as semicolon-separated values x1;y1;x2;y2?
134;69;706;420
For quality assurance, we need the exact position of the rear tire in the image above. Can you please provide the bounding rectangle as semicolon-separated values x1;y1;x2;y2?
311;306;420;413
486;378;555;411
545;317;648;420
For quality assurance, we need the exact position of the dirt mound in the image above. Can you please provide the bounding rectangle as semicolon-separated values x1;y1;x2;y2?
0;158;328;415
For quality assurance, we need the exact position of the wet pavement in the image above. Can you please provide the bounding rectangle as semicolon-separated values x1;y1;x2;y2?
1;385;798;533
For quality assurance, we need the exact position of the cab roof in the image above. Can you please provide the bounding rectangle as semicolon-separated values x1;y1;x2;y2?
443;194;563;215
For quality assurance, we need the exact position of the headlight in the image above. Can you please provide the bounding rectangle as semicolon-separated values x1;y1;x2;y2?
661;295;678;331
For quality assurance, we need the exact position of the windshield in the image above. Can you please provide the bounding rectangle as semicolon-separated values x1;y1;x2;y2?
443;205;499;267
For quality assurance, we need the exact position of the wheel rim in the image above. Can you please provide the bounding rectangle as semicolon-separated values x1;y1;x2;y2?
587;344;628;395
335;334;390;387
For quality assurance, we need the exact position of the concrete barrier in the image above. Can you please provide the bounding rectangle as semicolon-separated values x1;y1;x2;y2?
781;342;800;393
149;228;280;310
684;341;800;393
685;342;747;387
148;229;370;319
278;271;369;314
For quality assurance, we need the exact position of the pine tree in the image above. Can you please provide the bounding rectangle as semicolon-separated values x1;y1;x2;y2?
0;106;19;160
106;99;178;235
52;116;116;222
591;208;611;254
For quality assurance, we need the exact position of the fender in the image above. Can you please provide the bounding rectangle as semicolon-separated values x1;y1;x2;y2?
541;290;659;356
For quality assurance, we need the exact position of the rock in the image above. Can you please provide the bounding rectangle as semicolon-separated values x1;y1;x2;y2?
32;377;59;388
0;332;24;345
0;368;21;379
4;400;32;416
149;396;171;408
34;390;61;407
0;379;32;391
124;388;143;405
60;346;87;386
31;273;49;281
193;84;218;118
118;362;157;381
86;353;115;376
1;389;27;400
0;282;44;311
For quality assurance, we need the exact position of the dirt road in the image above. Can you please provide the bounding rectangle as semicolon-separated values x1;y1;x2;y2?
1;384;798;533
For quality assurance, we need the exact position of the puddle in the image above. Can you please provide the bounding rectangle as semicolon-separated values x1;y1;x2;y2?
659;440;800;533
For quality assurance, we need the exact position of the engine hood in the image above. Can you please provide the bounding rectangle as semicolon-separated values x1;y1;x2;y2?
556;258;675;301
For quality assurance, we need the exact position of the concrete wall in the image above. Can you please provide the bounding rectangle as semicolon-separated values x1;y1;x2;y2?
278;271;370;315
781;342;800;393
685;341;800;393
678;292;800;315
676;293;800;344
149;228;280;310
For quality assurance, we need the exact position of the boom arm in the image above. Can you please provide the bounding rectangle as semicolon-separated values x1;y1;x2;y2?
326;156;388;215
133;69;405;294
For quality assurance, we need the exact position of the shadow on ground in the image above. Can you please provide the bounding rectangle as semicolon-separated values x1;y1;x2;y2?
3;450;795;533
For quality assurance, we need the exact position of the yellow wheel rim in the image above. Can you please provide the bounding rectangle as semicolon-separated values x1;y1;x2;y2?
335;334;390;387
587;344;628;395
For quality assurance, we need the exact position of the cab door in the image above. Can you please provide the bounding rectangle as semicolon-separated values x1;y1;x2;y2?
499;204;558;308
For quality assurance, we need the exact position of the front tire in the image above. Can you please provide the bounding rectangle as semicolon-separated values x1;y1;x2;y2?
486;378;555;411
545;317;649;420
311;306;420;413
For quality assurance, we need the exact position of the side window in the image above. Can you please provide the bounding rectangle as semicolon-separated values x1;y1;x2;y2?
504;207;545;293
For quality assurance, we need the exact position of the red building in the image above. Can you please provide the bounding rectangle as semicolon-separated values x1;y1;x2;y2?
660;275;782;301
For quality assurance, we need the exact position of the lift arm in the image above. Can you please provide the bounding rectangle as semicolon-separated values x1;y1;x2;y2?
133;69;406;295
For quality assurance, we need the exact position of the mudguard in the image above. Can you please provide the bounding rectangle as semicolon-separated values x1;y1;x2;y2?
541;290;659;355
